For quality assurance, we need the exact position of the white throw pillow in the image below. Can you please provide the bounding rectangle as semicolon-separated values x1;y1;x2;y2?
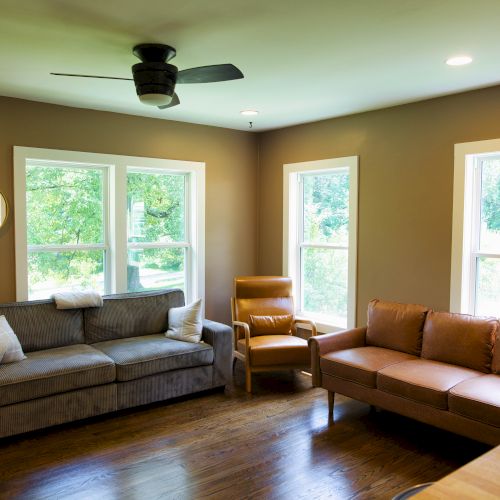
165;299;203;343
0;326;9;362
0;315;27;363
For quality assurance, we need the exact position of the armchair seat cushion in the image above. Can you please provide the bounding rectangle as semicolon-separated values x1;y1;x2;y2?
237;335;309;366
377;359;482;409
449;375;500;427
320;346;417;388
0;344;115;406
93;334;213;382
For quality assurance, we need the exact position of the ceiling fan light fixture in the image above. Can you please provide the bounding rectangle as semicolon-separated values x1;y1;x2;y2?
50;43;244;112
446;55;473;66
139;93;173;106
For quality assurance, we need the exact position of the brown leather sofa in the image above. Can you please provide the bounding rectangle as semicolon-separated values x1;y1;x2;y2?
309;299;500;445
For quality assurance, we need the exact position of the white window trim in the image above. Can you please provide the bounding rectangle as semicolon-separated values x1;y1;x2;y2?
283;156;358;333
13;146;205;305
451;139;500;315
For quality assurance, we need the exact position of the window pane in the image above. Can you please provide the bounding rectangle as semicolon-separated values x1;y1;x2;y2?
301;247;348;327
128;248;185;292
302;170;349;246
475;257;500;317
28;250;105;300
127;172;185;243
479;159;500;253
26;166;104;245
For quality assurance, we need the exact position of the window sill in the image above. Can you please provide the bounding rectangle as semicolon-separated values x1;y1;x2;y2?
295;315;347;334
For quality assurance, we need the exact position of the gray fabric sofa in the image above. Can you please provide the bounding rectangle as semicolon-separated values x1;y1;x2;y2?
0;289;233;438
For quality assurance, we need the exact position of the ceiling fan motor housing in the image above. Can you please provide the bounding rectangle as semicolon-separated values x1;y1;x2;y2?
132;62;178;101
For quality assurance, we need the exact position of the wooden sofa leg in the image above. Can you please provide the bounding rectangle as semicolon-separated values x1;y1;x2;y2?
328;391;335;417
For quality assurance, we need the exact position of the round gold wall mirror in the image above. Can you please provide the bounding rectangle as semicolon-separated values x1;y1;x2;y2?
0;193;8;228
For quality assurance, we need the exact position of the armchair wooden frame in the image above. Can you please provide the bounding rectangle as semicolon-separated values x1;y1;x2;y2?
231;297;317;392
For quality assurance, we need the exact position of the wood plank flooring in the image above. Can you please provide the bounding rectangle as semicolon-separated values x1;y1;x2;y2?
0;367;490;500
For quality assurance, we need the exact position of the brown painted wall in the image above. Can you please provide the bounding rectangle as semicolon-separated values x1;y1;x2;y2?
0;96;258;324
2;86;500;328
257;86;500;326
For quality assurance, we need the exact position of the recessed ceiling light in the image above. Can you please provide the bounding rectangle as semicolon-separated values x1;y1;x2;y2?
446;55;473;66
240;110;259;116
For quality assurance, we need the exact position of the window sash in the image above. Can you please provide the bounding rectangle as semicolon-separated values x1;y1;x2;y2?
126;169;188;245
126;246;188;293
298;246;348;322
24;163;110;298
469;157;500;314
25;163;108;247
27;248;108;299
297;170;350;319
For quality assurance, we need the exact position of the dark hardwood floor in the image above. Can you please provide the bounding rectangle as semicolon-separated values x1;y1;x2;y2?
0;366;490;500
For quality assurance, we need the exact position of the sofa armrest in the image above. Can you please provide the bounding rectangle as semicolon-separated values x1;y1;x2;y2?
308;327;367;387
202;319;233;387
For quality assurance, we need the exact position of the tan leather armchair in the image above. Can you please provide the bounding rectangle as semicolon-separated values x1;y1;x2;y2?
231;276;317;393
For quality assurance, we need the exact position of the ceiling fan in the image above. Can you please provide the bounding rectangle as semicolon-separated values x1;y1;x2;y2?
51;43;244;109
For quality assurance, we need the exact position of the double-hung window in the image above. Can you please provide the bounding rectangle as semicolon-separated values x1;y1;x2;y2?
451;140;500;317
14;147;205;303
127;169;188;292
284;156;358;331
23;161;108;299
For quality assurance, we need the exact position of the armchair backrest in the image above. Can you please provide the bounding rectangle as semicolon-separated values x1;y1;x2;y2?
232;276;294;339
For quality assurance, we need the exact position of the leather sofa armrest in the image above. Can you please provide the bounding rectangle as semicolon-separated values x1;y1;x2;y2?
202;319;233;387
308;327;367;387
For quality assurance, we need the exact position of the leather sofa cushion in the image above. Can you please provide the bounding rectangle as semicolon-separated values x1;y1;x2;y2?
93;334;213;382
237;335;309;366
493;327;500;374
378;359;482;409
449;375;500;427
421;311;497;373
320;347;417;388
366;299;429;356
249;314;293;336
0;344;115;406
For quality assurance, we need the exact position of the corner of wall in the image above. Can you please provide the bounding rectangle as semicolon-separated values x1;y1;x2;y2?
255;132;263;274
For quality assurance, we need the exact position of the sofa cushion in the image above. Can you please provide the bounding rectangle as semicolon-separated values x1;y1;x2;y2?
249;314;294;336
237;335;309;366
0;344;115;406
320;346;417;388
0;300;84;352
377;359;482;409
421;311;497;373
493;327;500;374
92;334;213;382
84;289;185;343
366;299;429;356
449;375;500;427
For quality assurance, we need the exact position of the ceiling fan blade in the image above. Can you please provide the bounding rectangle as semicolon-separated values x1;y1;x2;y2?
177;64;243;84
158;93;180;109
50;72;133;81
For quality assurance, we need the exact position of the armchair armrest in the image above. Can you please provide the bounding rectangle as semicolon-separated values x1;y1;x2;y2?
232;320;250;351
294;317;317;336
308;327;367;387
202;319;233;387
